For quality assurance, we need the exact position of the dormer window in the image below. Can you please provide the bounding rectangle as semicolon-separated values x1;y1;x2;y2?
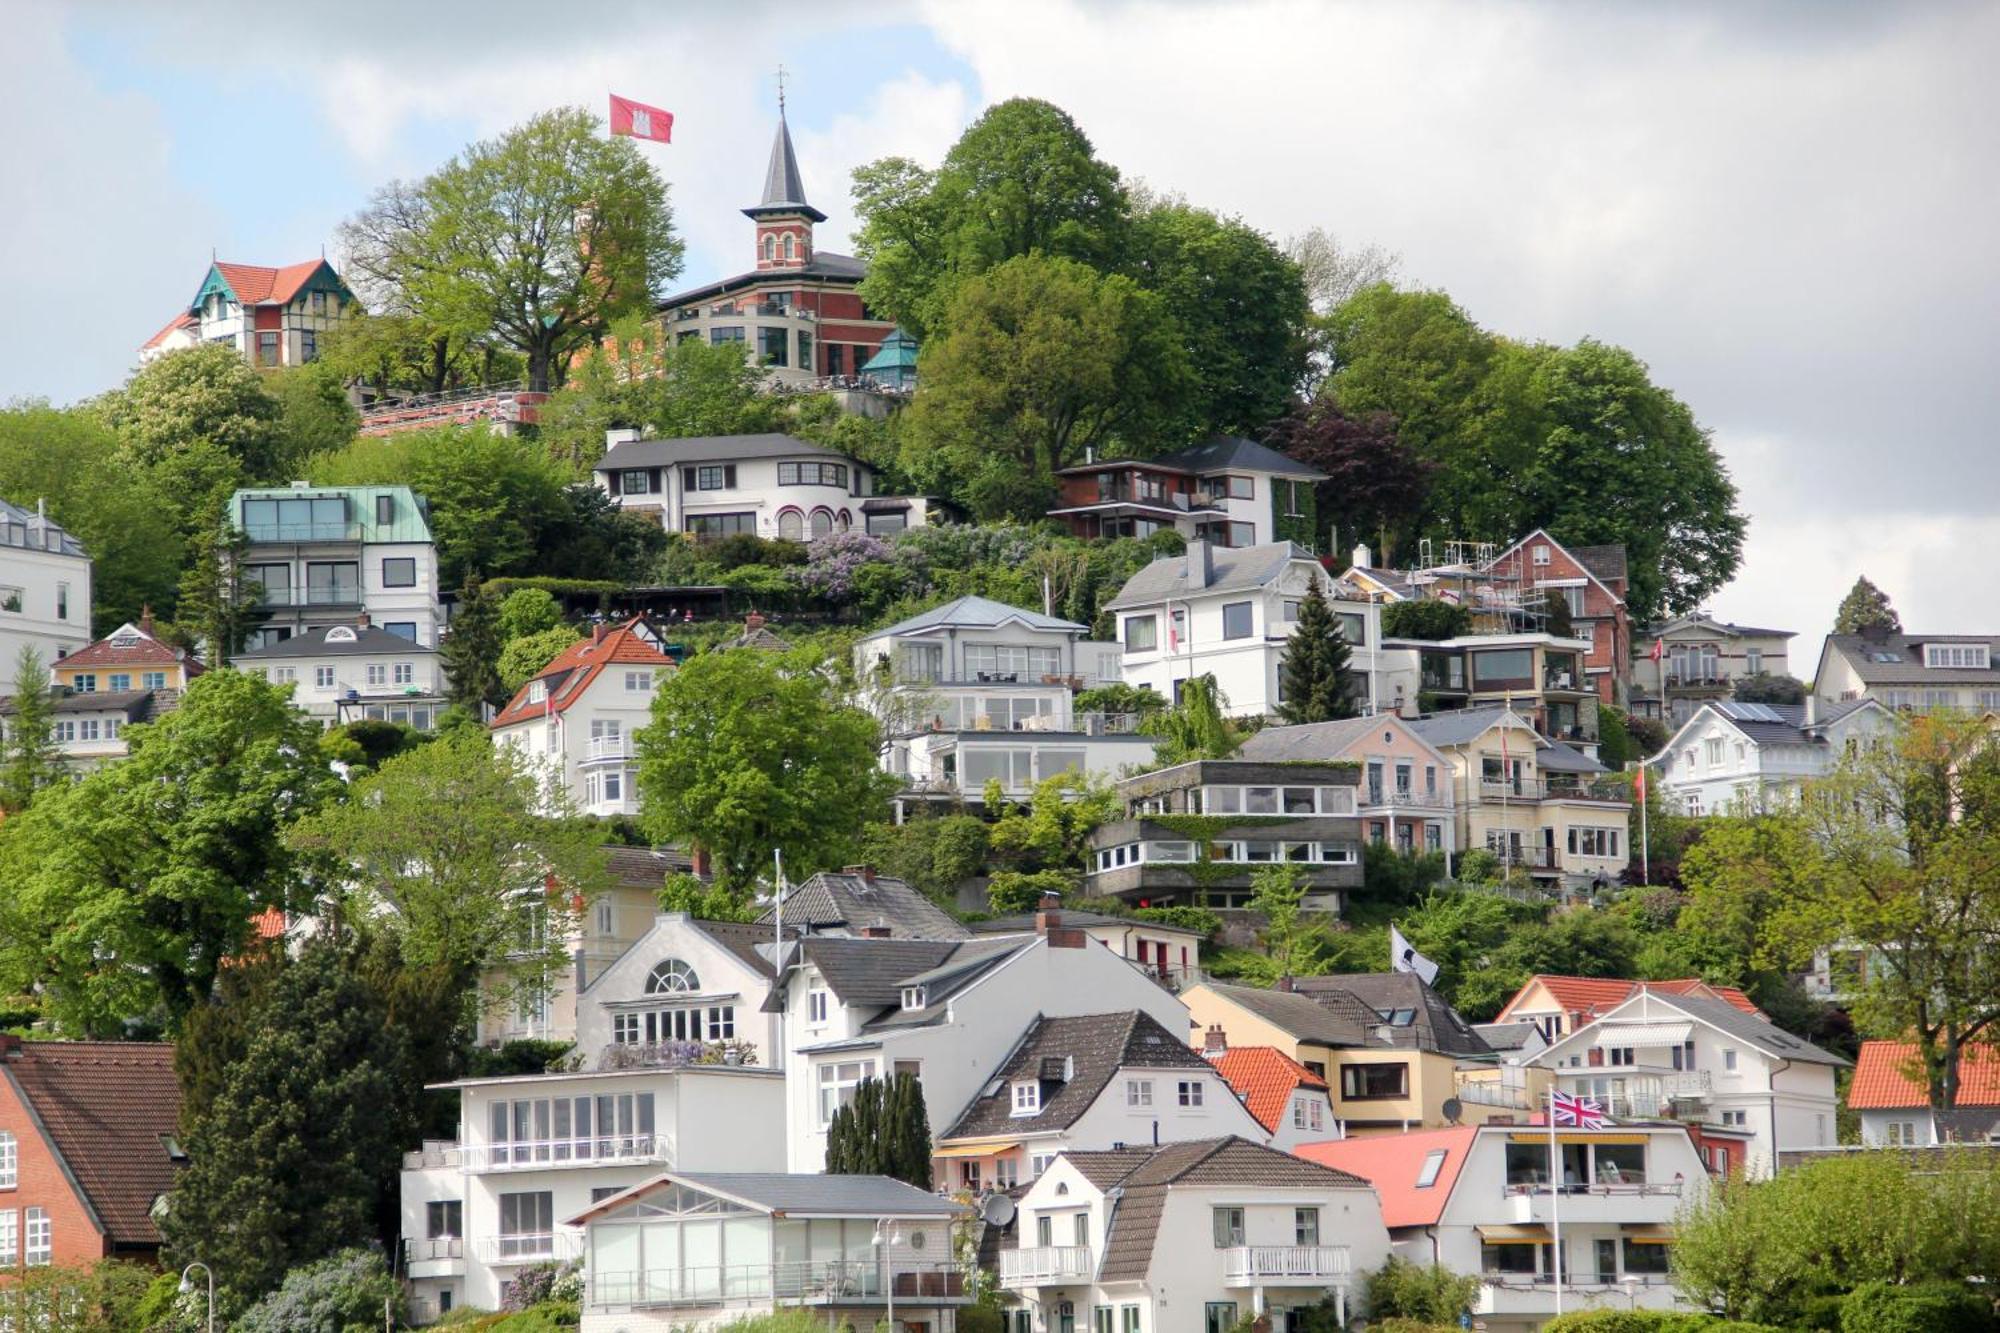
325;626;358;643
1925;643;1990;669
901;986;927;1011
1011;1081;1041;1116
528;681;547;703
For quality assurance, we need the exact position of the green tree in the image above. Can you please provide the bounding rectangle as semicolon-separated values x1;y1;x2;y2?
1379;598;1472;642
1731;673;1808;705
160;944;411;1316
100;342;285;483
1833;575;1901;636
344;107;684;390
987;772;1120;874
173;487;260;667
860;813;991;901
1277;574;1356;723
1146;674;1239;765
986;869;1079;915
231;1248;403;1333
499;626;583;693
540;334;776;472
0;671;338;1032
0;647;60;813
265;361;361;468
1595;705;1635;769
442;574;508;714
1263;404;1434;563
1250;862;1324;979
1363;1255;1482;1325
824;1072;932;1189
852;98;1130;337
636;648;894;890
897;254;1192;517
659;871;761;924
497;587;566;640
0;1259;155;1332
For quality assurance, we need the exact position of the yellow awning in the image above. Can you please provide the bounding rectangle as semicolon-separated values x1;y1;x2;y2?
1624;1225;1675;1244
932;1142;1014;1160
1506;1132;1652;1146
1477;1225;1553;1243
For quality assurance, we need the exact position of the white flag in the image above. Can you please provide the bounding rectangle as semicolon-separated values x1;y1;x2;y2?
1391;925;1440;985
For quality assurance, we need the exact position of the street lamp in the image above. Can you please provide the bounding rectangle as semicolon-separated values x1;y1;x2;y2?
873;1220;903;1330
179;1262;215;1333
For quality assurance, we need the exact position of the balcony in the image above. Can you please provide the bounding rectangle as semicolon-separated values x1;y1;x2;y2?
404;1236;464;1264
1362;788;1453;811
474;1231;585;1265
1223;1245;1351;1284
1481;843;1557;870
252;585;364;609
1000;1246;1095;1287
1664;672;1729;691
453;1133;674;1173
1504;1179;1684;1225
591;1261;967;1308
1453;1076;1532;1110
242;522;361;544
1543;668;1591;694
585;736;633;761
402;1141;462;1171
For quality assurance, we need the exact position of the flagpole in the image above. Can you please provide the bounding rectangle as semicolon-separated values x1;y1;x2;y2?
1549;1088;1564;1318
1639;762;1651;887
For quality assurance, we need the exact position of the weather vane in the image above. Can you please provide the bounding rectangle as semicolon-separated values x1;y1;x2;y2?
776;63;788;115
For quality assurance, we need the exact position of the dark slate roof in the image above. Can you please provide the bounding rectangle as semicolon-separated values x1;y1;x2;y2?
760;870;970;940
1204;982;1373;1048
1148;436;1327;481
1648;992;1849;1067
1936;1108;2000;1141
871;595;1085;637
233;625;437;660
602;845;698;889
1537;742;1609;774
1823;633;2000;686
1292;973;1491;1057
1572;544;1629;585
943;1012;1211;1140
598;432;858;472
0;497;87;557
745;115;826;222
1644;615;1797;640
969;910;1205;938
693;918;788;979
659;252;869;308
1;1041;182;1248
795;935;1031;1012
1104;543;1312;611
1474;1021;1540;1052
0;689;164;721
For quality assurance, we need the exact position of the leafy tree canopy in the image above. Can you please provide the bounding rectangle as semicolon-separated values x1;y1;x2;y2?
97;341;284;484
1380;597;1471;642
498;625;583;693
1264;403;1434;563
1730;672;1807;705
540;334;777;472
1145;674;1240;766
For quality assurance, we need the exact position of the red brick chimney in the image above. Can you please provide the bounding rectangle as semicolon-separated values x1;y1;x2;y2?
844;864;877;885
861;924;892;939
745;610;766;632
1036;891;1085;948
593;623;610;644
0;1034;21;1059
690;846;712;878
1202;1023;1228;1055
139;604;154;636
1275;975;1295;994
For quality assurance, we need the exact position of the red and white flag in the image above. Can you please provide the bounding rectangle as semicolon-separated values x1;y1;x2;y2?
1648;637;1664;663
1633;765;1647;801
1550;1089;1611;1129
609;94;673;144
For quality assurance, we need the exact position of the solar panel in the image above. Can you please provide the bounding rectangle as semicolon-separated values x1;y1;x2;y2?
1718;701;1784;723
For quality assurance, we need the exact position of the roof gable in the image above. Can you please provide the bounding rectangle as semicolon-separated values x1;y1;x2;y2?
1850;1041;2000;1110
1210;1046;1327;1132
943;1011;1213;1140
1487;529;1627;606
871;595;1086;639
1539;989;1847;1067
491;619;671;728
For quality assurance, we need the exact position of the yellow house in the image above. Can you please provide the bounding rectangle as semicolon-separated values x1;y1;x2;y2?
48;613;203;696
1185;976;1526;1134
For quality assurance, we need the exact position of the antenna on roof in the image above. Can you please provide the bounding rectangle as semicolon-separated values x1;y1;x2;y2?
776;63;788;116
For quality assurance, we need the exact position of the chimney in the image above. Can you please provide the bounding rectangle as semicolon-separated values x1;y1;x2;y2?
0;1034;21;1060
1186;540;1212;591
605;427;640;449
690;846;712;879
745;610;766;632
593;623;610;644
1275;975;1295;994
860;924;892;939
1352;543;1372;570
139;604;155;637
1202;1023;1228;1055
1036;890;1086;948
843;864;877;885
356;611;370;629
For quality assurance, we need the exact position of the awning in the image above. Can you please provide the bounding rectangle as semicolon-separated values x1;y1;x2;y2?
1477;1225;1552;1243
932;1142;1013;1160
1507;1133;1653;1146
1595;1022;1693;1046
1623;1225;1675;1244
861;498;912;513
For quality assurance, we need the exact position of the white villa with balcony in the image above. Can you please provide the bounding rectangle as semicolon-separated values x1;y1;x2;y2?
1529;990;1847;1178
996;1137;1389;1333
230;484;442;650
1653;697;1893;818
0;496;91;692
490;620;673;819
572;913;788;1067
399;1063;784;1322
234;623;445;728
565;1171;969;1332
1304;1121;1711;1333
853;595;1151;807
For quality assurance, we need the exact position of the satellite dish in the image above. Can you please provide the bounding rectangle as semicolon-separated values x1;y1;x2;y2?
1442;1097;1464;1126
981;1193;1016;1228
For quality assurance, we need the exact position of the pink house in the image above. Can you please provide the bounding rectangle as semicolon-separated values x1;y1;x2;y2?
1235;713;1458;858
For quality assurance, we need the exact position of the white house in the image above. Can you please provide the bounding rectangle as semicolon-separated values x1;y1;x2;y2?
967;910;1208;991
572;913;788;1069
928;1010;1269;1194
399;1063;784;1323
233;623;446;728
1628;614;1798;723
1106;541;1410;719
595;430;940;540
855;595;1150;805
1205;1046;1341;1155
1848;1040;2000;1147
1654;697;1895;817
774;902;1191;1173
1530;990;1848;1177
565;1171;969;1332
996;1137;1390;1333
1304;1121;1713;1333
1813;629;2000;713
0;497;91;691
231;484;443;649
490;619;673;818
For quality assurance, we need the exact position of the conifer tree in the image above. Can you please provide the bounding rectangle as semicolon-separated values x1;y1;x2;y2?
825;1073;932;1188
0;647;60;813
1277;574;1356;724
441;574;507;715
1834;576;1901;637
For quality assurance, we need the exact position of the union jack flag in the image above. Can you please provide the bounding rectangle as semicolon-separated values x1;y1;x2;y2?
1550;1089;1611;1129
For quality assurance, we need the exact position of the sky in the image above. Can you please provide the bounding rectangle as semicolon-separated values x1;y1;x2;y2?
4;0;1996;670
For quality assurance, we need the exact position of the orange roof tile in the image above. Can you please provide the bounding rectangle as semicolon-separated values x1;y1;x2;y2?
1210;1047;1327;1133
1297;1125;1477;1228
57;623;202;674
490;619;673;729
212;259;328;306
142;311;198;349
1849;1040;2000;1110
1500;974;1762;1023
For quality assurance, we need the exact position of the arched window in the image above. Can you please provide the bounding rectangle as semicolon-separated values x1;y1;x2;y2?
777;509;805;541
783;233;796;260
0;1129;15;1188
763;234;776;261
647;959;700;994
835;509;852;532
810;509;834;539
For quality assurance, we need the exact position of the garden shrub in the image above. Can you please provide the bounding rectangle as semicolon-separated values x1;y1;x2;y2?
1839;1280;1998;1333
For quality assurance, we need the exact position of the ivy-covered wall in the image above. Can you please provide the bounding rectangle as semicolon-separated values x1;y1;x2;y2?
1270;478;1319;550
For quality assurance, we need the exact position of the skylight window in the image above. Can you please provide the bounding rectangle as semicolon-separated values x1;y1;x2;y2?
1416;1149;1447;1188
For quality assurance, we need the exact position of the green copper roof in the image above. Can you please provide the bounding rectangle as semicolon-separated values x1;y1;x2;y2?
229;485;434;544
862;326;919;372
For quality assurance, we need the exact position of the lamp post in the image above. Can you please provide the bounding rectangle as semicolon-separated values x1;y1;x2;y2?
873;1220;902;1330
179;1262;216;1333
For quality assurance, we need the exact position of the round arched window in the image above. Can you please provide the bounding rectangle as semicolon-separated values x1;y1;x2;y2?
783;234;796;260
777;509;805;542
810;509;834;539
835;510;852;532
763;234;776;261
647;959;700;994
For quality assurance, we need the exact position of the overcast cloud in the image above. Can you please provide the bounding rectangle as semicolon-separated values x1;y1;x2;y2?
3;0;1994;666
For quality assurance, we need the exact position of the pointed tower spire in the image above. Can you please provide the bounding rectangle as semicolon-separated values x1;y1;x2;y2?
745;114;826;224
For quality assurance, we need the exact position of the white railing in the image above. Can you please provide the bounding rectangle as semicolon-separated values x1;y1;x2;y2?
590;1261;967;1307
403;1141;462;1170
1665;1070;1713;1097
403;1236;463;1263
473;1231;584;1264
1453;1077;1531;1109
585;735;633;760
1000;1246;1095;1285
1224;1245;1350;1282
457;1133;673;1173
1505;1179;1684;1199
1363;788;1453;810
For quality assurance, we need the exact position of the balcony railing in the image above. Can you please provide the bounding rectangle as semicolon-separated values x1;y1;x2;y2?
1453;1077;1532;1109
585;736;633;760
1543;669;1589;693
1478;779;1627;805
474;1231;585;1264
403;1236;463;1263
242;522;362;544
1363;788;1453;810
403;1141;462;1170
1482;843;1557;869
1223;1245;1350;1283
591;1261;966;1308
1504;1179;1684;1199
455;1133;673;1173
1664;672;1728;689
1000;1246;1095;1286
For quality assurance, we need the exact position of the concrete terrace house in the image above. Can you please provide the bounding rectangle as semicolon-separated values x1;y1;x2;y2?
0;1036;183;1268
1048;437;1326;549
1236;713;1458;858
1204;1046;1339;1154
491;619;673;818
1530;989;1847;1177
1108;542;1409;719
1392;631;1605;756
996;1137;1391;1333
139;257;355;367
1083;759;1364;913
1302;1121;1711;1333
235;623;445;729
853;595;1144;807
0;497;91;691
1629;614;1798;724
1813;630;2000;713
230;484;442;649
1654;698;1894;817
595;431;938;541
930;1011;1267;1193
1848;1041;2000;1147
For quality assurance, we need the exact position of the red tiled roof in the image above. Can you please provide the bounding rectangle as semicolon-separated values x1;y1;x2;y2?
141;311;197;349
250;907;287;940
491;619;673;729
1297;1125;1476;1228
212;259;328;306
56;624;202;674
1849;1041;2000;1110
2;1041;183;1248
1499;975;1761;1023
1210;1047;1327;1134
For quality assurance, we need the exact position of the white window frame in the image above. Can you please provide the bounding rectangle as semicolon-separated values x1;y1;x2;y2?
1177;1079;1204;1108
1127;1079;1152;1107
0;1130;14;1189
24;1206;50;1266
1011;1081;1042;1116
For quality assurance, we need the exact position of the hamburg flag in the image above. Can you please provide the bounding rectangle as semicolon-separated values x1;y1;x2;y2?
610;94;673;144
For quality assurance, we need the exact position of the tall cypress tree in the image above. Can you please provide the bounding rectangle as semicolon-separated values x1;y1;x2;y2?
0;647;60;813
825;1074;932;1189
441;574;507;715
1277;574;1356;723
